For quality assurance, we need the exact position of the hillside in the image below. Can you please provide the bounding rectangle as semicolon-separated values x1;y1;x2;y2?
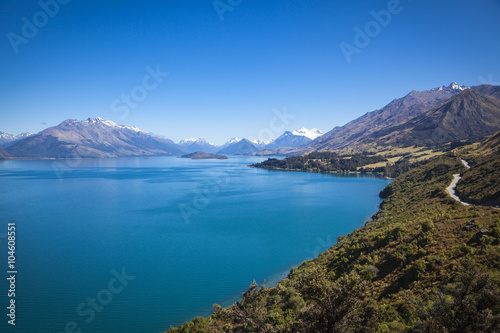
301;83;468;153
0;146;8;160
455;131;500;207
167;140;500;332
5;118;185;158
294;84;500;155
372;89;500;147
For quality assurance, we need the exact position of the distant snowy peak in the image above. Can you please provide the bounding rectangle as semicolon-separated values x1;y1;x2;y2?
449;82;466;90
291;127;323;140
0;132;15;141
15;132;33;139
84;117;148;134
434;82;469;92
0;131;34;147
251;139;273;146
226;138;241;144
178;138;216;147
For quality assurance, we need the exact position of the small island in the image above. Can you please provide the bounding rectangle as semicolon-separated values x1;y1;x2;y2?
179;151;228;160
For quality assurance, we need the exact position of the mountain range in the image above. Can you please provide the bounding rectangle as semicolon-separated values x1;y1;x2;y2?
177;138;219;154
291;83;500;154
2;118;322;159
2;83;500;159
0;131;33;147
5;117;184;158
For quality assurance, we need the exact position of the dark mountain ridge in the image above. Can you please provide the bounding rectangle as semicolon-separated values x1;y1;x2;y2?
299;84;500;153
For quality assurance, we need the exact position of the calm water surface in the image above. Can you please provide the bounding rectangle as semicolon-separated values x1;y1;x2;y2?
0;156;390;332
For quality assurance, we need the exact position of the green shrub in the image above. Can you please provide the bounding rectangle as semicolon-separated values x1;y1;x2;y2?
421;220;435;233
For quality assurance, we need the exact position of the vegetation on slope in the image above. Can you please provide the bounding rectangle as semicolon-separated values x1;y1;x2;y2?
455;132;500;207
167;141;500;332
250;147;445;178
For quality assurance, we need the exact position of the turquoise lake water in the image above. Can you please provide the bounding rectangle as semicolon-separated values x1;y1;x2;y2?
0;156;390;332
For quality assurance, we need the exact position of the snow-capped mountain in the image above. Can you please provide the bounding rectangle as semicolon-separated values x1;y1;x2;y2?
217;138;260;155
251;139;273;148
302;83;499;152
291;128;323;140
264;128;324;149
433;82;468;93
6;117;184;158
178;138;219;153
85;117;149;134
218;138;242;150
0;131;33;147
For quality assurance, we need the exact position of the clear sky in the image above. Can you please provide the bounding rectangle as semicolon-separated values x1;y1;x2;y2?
1;0;499;144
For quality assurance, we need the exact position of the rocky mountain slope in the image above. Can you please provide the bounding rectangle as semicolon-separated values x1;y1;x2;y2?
368;89;500;147
299;83;500;153
5;117;184;158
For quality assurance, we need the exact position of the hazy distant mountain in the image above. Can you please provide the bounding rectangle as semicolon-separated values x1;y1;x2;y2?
265;128;323;149
250;139;273;148
0;146;8;160
0;131;33;147
178;138;219;153
6;117;184;158
217;138;260;155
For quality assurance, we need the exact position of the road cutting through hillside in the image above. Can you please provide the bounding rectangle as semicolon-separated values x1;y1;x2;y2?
446;159;472;206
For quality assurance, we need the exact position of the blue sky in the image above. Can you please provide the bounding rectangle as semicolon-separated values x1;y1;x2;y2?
0;0;499;144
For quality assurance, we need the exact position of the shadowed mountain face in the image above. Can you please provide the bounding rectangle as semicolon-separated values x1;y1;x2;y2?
371;89;500;146
455;130;500;207
0;146;8;160
472;84;500;101
306;83;467;151
0;132;33;147
301;84;500;152
5;118;185;158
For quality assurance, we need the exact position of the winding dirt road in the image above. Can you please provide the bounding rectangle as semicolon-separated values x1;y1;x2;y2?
446;159;472;206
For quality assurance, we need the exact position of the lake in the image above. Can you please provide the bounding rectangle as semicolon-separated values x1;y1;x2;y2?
0;156;390;332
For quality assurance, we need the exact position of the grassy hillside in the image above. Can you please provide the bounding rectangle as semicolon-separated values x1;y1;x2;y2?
250;147;445;178
167;138;500;332
456;131;500;207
